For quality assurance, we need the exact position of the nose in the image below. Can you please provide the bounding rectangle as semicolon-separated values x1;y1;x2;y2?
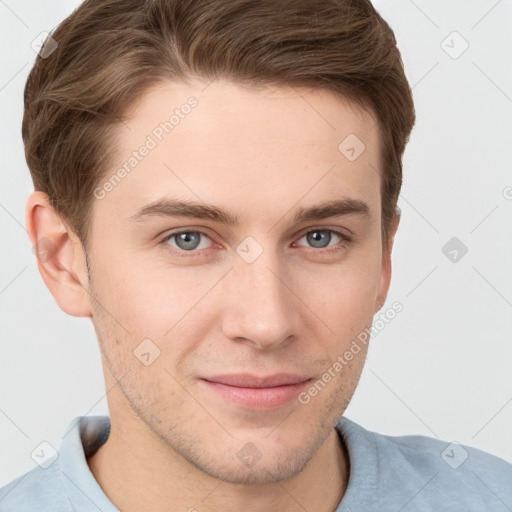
220;245;301;351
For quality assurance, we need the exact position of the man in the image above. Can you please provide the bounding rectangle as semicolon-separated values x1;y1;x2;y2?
1;0;511;510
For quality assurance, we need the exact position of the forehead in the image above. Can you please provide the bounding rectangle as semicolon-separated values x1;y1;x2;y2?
94;78;381;227
120;78;378;156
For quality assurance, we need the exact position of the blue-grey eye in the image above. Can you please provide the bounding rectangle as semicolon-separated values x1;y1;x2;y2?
164;231;211;251
299;230;342;249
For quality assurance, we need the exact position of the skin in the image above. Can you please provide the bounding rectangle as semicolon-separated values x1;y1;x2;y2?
26;78;399;512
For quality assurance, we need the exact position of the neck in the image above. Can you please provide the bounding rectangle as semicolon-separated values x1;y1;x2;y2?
87;415;349;512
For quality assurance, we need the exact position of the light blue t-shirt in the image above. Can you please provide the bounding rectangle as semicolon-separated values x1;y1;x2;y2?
0;414;511;511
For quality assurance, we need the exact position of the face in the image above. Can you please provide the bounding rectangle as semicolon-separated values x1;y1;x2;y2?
85;78;392;484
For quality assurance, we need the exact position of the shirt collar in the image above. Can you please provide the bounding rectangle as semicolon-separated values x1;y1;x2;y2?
58;415;118;511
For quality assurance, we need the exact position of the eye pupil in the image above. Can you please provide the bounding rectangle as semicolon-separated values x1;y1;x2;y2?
307;230;331;248
176;231;201;250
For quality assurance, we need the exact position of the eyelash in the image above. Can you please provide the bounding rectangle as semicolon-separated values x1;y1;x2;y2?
160;228;352;257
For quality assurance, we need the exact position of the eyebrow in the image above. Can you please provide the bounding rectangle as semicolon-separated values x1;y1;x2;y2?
129;197;371;226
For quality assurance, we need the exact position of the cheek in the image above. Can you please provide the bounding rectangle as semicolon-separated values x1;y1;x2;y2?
294;251;381;322
95;259;215;365
97;253;188;328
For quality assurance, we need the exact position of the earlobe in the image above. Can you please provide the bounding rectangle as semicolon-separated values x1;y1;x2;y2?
26;191;92;318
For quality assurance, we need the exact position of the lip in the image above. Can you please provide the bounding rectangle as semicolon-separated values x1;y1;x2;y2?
203;373;312;388
200;373;312;410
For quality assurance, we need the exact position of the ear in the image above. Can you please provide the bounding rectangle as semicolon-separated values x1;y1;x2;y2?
374;208;400;313
26;191;92;317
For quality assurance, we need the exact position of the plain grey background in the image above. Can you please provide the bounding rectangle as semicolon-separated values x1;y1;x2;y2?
1;0;511;486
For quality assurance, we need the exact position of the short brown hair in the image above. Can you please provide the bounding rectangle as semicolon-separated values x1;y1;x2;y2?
23;0;415;255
